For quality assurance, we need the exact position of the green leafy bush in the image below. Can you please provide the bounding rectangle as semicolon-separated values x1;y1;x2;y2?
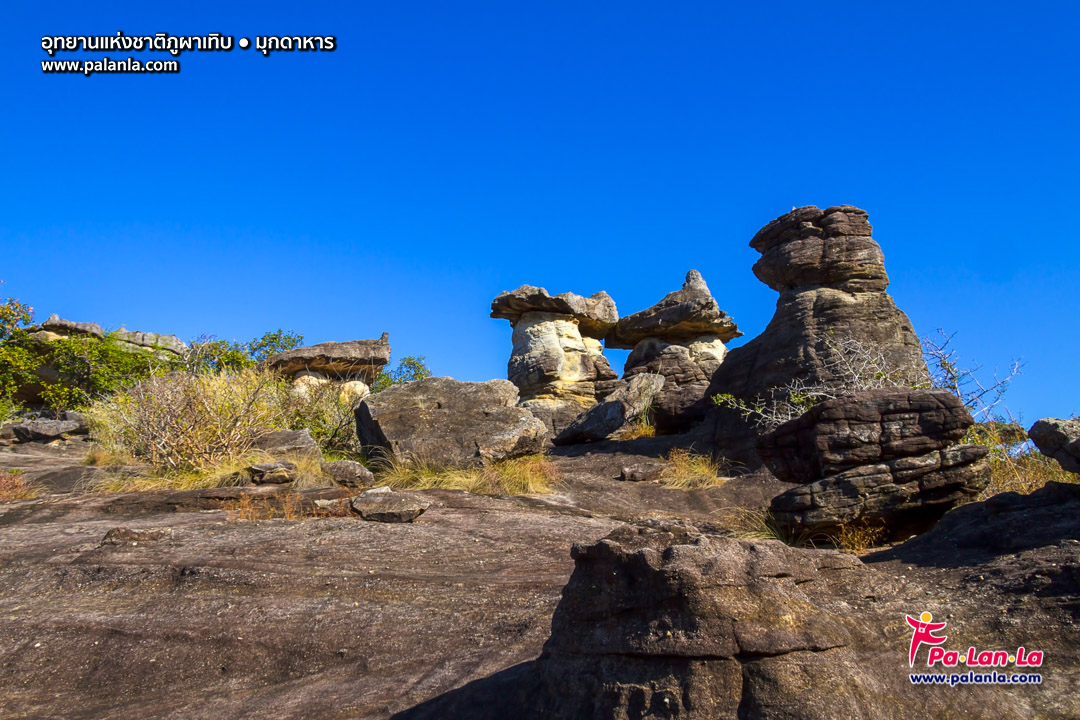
186;329;303;373
0;292;41;402
372;356;432;393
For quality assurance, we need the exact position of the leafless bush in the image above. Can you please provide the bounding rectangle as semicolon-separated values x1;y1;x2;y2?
921;329;1022;421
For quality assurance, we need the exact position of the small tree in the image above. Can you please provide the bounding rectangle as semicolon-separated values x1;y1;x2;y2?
372;356;432;393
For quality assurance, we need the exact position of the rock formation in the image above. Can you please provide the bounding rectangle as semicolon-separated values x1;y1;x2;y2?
553;373;664;445
1028;417;1080;474
265;334;390;389
605;270;740;432
707;206;927;465
763;389;990;537
355;377;549;467
491;286;619;435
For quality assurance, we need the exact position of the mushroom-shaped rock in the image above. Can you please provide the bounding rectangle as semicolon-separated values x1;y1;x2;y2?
490;286;618;338
264;334;390;384
605;270;740;349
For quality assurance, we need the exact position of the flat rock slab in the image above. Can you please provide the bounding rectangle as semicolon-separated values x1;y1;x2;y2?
350;487;431;522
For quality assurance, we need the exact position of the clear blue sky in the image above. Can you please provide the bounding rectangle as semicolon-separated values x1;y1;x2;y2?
3;2;1077;424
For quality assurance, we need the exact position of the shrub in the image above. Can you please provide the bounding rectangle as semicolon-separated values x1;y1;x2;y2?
966;420;1078;500
0;291;41;402
279;378;365;458
186;329;303;373
372;356;432;393
374;453;559;496
85;367;289;471
659;448;729;489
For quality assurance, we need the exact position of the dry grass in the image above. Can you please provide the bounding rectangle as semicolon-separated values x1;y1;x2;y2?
969;422;1079;501
611;421;657;441
83;445;135;467
91;451;336;493
374;453;560;496
716;506;823;547
224;490;351;521
830;521;888;554
0;470;39;502
658;448;729;490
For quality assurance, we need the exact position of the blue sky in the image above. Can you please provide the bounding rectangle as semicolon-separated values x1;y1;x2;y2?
3;1;1077;424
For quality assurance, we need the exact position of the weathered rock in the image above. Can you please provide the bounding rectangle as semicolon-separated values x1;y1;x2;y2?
708;206;928;467
350;486;431;522
605;270;740;349
12;419;81;443
492;287;620;436
759;389;975;484
265;334;391;383
617;463;660;482
40;314;105;339
762;390;990;536
491;286;618;338
623;336;726;431
112;328;187;355
252;428;321;459
321;459;374;488
554;374;664;446
248;461;297;484
356;377;549;468
1028;417;1080;474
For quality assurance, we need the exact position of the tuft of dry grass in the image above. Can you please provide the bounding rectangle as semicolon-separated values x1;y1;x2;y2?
84;445;135;467
658;448;729;490
0;470;39;502
91;451;336;493
829;521;887;554
611;421;657;441
968;421;1078;501
374;453;560;496
224;490;351;521
716;506;822;547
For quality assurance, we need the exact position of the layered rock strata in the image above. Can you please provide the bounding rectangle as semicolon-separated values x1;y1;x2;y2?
1028;417;1080;474
763;389;990;536
491;286;619;435
265;333;390;388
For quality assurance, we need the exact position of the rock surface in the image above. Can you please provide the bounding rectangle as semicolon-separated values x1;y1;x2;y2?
265;334;391;383
11;419;82;443
553;373;664;446
605;270;741;349
763;390;990;536
707;206;928;467
247;461;298;485
1028;417;1080;474
623;336;727;431
350;486;431;522
356;377;549;467
321;459;374;488
252;428;321;459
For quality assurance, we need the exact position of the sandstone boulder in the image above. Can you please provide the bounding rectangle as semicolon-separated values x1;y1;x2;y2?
1028;417;1080;474
355;377;549;468
321;459;374;488
265;334;391;383
247;461;297;485
553;373;664;446
252;428;321;459
763;389;989;536
490;286;618;338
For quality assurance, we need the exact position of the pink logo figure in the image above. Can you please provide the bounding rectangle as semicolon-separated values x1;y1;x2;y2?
906;611;948;667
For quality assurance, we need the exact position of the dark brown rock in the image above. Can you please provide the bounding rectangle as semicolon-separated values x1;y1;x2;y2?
605;270;741;349
623;337;726;431
761;390;991;536
356;377;549;467
758;389;975;484
247;461;298;485
1028;417;1080;474
350;486;431;522
264;334;391;383
708;206;928;468
252;429;321;459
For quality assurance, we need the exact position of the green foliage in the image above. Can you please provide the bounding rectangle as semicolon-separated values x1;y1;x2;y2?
38;333;180;411
0;290;41;401
372;355;432;393
187;329;304;373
